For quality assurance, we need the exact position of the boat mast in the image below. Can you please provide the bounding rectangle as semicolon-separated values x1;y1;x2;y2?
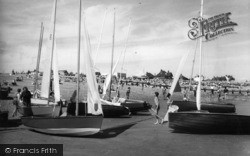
188;39;198;92
76;0;82;116
196;0;203;110
119;19;132;83
34;22;44;94
93;9;107;66
108;9;116;101
47;0;57;105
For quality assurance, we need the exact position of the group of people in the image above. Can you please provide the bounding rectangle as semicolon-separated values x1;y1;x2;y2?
12;86;32;117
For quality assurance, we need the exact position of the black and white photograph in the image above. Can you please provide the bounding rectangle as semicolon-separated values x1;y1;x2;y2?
0;0;250;155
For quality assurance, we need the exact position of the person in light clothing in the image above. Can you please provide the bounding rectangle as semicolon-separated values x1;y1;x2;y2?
153;92;161;124
12;88;21;117
126;87;131;99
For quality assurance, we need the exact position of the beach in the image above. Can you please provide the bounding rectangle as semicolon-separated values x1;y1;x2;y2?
1;73;250;156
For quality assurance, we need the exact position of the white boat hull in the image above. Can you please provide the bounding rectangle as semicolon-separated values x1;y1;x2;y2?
31;98;57;105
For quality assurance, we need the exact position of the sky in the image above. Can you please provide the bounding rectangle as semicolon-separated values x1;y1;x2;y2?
0;0;250;81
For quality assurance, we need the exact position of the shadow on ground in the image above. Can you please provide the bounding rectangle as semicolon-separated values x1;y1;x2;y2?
0;97;13;100
0;119;22;128
171;129;250;135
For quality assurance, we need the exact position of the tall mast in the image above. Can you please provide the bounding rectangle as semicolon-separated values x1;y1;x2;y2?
76;0;82;116
47;0;57;105
119;19;132;83
188;39;198;92
108;9;116;101
196;0;203;110
93;9;107;66
34;22;44;94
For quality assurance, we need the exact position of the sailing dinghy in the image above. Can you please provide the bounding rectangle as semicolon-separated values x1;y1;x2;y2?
97;10;130;117
167;0;250;134
21;0;103;136
101;18;151;115
18;4;61;117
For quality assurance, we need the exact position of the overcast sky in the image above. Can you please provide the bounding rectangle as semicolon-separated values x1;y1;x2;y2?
0;0;249;81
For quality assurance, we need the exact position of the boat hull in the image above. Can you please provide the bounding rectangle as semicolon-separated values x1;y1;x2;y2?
67;102;130;117
172;101;235;113
31;98;57;105
102;104;130;117
21;115;103;136
121;99;151;113
18;105;61;117
169;112;250;134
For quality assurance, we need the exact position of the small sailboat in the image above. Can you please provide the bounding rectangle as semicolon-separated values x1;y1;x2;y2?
101;18;151;114
168;111;250;134
117;19;151;113
21;0;103;136
170;36;235;113
98;10;130;117
18;2;61;117
168;0;249;134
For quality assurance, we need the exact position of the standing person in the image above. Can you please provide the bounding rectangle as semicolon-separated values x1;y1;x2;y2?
211;86;214;95
162;87;167;100
182;87;188;101
20;87;32;107
153;92;161;124
223;87;229;99
217;87;222;101
98;84;103;95
16;88;21;102
12;88;21;117
126;87;131;99
193;85;197;97
121;81;124;88
116;86;120;98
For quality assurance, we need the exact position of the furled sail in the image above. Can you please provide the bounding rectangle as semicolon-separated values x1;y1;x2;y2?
102;54;122;98
163;50;190;122
53;41;60;102
40;0;57;99
83;17;103;115
102;19;131;98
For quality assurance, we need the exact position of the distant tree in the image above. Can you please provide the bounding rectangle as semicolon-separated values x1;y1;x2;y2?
226;75;235;81
146;72;154;79
211;75;235;81
64;70;69;76
156;69;167;77
155;69;173;79
165;70;173;79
